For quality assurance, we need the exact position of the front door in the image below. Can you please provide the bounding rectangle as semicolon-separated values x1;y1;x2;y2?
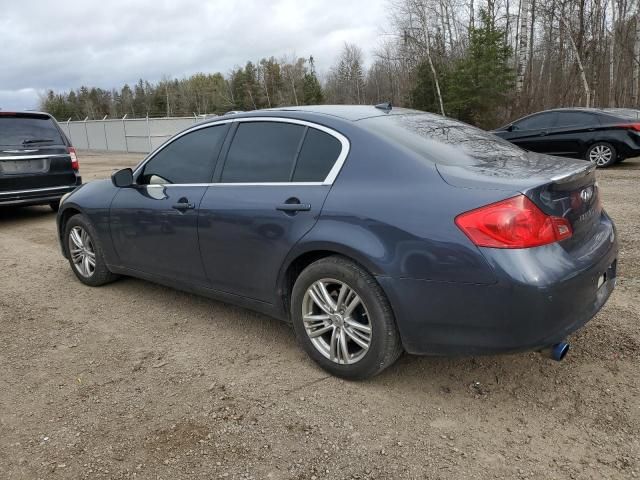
507;112;558;153
110;123;229;285
198;120;346;303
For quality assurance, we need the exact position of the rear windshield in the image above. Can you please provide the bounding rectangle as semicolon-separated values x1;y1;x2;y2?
602;108;640;120
360;113;524;165
0;116;65;147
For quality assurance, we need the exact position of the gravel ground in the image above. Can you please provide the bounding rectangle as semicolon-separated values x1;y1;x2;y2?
0;151;638;480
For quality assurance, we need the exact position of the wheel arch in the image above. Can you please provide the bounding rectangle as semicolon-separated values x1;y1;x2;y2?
57;205;84;258
277;243;388;322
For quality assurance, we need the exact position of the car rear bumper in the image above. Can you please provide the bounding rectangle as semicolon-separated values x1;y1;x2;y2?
378;218;618;356
0;179;81;207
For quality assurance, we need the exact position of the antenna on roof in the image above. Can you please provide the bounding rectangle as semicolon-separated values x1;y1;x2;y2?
374;102;393;112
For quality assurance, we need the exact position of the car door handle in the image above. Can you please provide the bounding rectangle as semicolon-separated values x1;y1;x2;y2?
172;201;195;211
539;131;548;136
276;203;311;212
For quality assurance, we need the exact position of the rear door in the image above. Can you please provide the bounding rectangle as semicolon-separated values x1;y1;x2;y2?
549;111;601;157
110;123;229;285
0;113;76;192
198;119;347;303
505;112;558;153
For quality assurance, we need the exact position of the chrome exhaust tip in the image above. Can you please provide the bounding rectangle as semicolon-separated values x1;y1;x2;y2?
550;342;570;361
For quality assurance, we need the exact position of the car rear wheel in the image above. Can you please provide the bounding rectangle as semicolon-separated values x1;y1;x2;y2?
587;142;617;168
64;215;118;286
291;256;403;380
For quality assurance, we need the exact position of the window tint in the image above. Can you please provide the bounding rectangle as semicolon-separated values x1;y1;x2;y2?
555;111;598;127
139;125;227;184
292;128;342;182
514;113;556;130
221;122;305;183
0;116;64;146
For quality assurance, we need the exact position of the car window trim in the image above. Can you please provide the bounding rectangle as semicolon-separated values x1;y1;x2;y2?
132;117;350;187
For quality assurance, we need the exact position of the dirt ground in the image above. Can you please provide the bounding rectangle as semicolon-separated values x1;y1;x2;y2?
0;150;638;480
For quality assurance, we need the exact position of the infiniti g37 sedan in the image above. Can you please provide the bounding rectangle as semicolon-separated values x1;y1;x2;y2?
56;106;617;379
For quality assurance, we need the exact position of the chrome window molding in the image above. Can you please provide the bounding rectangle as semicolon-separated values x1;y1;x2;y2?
132;116;350;187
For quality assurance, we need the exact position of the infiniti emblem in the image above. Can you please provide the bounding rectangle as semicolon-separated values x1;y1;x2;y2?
580;187;594;203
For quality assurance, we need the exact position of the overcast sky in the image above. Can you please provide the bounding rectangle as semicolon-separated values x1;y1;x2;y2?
0;0;390;111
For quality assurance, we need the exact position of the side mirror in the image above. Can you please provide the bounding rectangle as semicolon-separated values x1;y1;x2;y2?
506;124;515;132
111;168;134;188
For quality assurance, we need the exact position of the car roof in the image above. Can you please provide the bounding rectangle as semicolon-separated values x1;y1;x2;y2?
227;105;425;122
0;110;53;119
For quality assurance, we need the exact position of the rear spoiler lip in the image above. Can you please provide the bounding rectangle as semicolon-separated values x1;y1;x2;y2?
550;163;596;184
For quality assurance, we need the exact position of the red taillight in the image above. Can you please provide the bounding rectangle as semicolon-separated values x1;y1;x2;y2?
68;147;79;171
620;123;640;132
455;195;572;249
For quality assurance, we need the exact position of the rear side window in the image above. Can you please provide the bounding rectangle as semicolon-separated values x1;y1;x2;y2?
139;124;228;184
292;128;342;182
221;122;305;183
0;116;65;146
555;111;598;127
514;112;556;130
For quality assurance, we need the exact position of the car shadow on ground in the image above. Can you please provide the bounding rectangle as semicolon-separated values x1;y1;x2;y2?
0;205;56;222
99;274;563;396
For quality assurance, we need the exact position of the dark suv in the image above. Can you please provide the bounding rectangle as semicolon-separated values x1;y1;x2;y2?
0;112;81;210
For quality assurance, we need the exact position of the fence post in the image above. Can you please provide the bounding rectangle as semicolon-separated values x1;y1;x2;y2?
122;114;129;153
83;117;90;150
102;115;109;151
146;114;152;153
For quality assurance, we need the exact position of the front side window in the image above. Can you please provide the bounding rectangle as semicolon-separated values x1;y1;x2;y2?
139;124;228;184
221;122;305;183
514;113;556;130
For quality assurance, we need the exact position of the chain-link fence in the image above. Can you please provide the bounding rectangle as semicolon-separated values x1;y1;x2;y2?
59;115;216;153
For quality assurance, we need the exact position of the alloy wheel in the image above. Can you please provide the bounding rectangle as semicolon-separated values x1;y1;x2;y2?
301;278;372;365
589;145;613;167
69;226;96;278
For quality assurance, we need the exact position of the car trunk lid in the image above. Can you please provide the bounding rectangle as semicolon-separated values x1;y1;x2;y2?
436;150;600;248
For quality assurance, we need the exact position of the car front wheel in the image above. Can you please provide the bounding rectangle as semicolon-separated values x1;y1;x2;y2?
291;256;403;380
587;142;617;168
64;215;118;286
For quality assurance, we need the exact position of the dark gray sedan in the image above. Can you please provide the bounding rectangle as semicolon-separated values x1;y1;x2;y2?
56;106;617;379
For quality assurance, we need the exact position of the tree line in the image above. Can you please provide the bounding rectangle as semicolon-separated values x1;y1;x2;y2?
41;0;640;129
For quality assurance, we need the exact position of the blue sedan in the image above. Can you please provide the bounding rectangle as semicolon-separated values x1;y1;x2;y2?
56;105;618;379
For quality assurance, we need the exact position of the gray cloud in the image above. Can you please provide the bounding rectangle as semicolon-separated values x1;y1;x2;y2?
0;0;388;110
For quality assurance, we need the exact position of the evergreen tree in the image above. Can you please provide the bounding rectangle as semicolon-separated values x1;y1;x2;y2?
302;56;324;105
446;10;514;127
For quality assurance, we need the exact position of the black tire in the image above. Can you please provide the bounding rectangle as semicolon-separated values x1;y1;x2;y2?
49;200;60;212
586;142;617;168
64;214;118;287
291;256;403;380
